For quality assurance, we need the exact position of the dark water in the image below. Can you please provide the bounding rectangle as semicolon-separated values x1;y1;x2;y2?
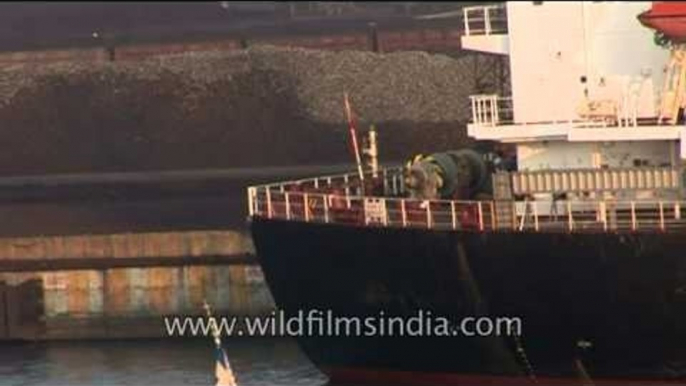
0;338;328;386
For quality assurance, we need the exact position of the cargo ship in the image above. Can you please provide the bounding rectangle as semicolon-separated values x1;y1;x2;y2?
247;2;686;385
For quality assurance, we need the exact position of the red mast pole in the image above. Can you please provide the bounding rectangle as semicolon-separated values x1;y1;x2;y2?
344;92;366;193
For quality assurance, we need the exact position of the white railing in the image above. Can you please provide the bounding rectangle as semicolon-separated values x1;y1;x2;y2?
250;188;495;231
513;199;686;233
247;168;686;234
470;94;513;126
470;94;616;128
510;167;682;195
469;93;661;129
250;167;405;200
247;167;406;216
463;4;508;36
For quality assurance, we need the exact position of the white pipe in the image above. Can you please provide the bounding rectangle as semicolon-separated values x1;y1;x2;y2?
304;193;310;222
401;199;408;227
285;192;291;220
247;187;256;217
660;201;665;231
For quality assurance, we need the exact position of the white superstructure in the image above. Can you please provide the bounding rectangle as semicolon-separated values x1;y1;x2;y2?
462;2;685;176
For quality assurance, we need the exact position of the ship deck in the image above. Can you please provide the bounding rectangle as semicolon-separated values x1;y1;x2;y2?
247;166;686;234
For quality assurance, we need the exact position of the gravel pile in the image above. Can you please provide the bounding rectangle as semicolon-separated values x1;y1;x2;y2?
0;51;253;106
0;45;475;122
0;45;481;174
244;45;473;123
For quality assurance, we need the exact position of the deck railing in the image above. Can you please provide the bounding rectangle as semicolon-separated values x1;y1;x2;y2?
468;94;655;129
470;95;513;126
510;167;682;195
247;168;686;233
463;4;508;36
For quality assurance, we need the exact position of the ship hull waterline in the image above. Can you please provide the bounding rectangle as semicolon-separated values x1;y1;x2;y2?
250;217;686;385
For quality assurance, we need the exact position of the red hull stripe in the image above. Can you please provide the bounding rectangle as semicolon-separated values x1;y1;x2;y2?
323;366;686;386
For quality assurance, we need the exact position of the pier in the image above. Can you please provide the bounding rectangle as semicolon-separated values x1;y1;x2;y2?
0;230;254;272
0;230;269;341
0;168;323;341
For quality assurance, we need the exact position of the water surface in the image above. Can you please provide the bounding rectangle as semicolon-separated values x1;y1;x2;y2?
0;338;328;386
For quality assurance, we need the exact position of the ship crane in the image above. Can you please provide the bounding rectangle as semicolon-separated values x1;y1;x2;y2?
639;2;686;124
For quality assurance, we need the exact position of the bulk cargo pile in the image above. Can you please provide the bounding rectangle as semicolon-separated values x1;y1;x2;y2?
0;45;486;175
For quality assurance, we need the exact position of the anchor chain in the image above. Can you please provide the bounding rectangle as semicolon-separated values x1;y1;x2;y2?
512;332;537;383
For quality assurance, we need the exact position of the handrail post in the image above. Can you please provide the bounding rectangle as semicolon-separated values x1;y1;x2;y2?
344;174;351;208
492;95;499;125
464;8;471;36
511;201;517;230
451;201;457;230
477;202;484;231
533;202;539;232
401;199;408;227
485;6;491;35
471;96;478;124
426;201;433;229
518;200;527;231
659;201;665;231
676;201;681;220
399;172;405;194
490;201;496;230
285;192;291;220
476;98;483;124
326;177;332;187
323;194;329;223
567;201;573;232
392;173;398;196
600;201;607;231
304;193;310;222
383;168;388;196
631;201;637;231
381;198;388;226
248;187;256;217
266;189;273;219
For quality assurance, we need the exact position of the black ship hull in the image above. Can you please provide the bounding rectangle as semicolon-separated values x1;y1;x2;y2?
251;217;686;385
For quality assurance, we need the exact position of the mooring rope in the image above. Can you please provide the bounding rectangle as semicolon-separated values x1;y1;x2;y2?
512;332;538;383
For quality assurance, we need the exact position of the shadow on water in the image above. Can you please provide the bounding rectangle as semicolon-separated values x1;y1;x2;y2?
0;338;328;386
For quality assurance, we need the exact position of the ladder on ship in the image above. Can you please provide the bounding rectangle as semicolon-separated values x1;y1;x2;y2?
659;44;686;125
493;172;516;229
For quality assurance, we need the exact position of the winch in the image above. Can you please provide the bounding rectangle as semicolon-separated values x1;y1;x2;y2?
403;148;494;200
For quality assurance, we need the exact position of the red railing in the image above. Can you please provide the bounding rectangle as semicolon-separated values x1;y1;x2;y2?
248;168;686;233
